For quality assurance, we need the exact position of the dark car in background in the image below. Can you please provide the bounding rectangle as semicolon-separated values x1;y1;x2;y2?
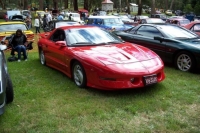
113;24;200;72
0;44;14;115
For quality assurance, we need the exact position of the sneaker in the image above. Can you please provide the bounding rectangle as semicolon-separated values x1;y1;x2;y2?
18;59;21;62
25;59;28;61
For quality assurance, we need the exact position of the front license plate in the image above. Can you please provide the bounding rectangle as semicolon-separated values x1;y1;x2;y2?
143;74;157;86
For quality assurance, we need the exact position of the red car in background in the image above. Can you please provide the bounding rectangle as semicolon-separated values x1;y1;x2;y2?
184;21;200;36
37;26;165;90
167;18;190;26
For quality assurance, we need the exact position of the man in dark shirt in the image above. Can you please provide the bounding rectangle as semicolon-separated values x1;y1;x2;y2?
11;29;28;62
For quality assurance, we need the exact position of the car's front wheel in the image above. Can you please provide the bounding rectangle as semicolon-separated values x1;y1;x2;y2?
6;74;14;104
39;49;46;65
175;51;195;72
72;62;87;88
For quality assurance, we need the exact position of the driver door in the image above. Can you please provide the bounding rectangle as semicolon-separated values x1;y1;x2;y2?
45;29;67;72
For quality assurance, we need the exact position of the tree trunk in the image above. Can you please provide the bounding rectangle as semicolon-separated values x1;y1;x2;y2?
64;0;68;9
151;0;155;14
126;0;130;14
169;0;175;10
165;0;169;10
0;0;5;9
138;0;142;15
84;0;89;10
24;0;28;10
39;0;43;10
53;0;58;10
74;0;78;11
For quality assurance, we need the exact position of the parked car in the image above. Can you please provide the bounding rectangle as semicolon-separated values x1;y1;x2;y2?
37;26;165;90
167;18;190;26
138;18;165;25
86;16;133;31
184;21;200;36
113;24;200;72
0;44;14;115
0;22;34;45
35;10;45;18
165;10;173;16
118;15;136;25
150;14;167;21
65;12;84;24
45;20;81;32
175;10;183;16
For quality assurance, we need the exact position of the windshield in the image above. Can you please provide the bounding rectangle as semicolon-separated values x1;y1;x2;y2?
146;19;164;23
55;22;80;28
72;14;80;17
140;16;149;19
0;24;27;32
65;27;123;46
180;20;190;25
103;18;124;25
120;16;129;19
158;25;197;38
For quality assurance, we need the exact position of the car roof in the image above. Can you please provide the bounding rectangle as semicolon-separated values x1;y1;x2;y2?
88;16;120;19
51;20;77;23
0;21;25;25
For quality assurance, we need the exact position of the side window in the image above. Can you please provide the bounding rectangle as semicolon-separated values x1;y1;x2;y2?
50;29;66;42
136;26;163;38
193;24;200;31
87;19;94;24
96;19;103;25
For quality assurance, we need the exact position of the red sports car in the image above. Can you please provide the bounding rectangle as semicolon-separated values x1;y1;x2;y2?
37;26;165;90
184;21;200;36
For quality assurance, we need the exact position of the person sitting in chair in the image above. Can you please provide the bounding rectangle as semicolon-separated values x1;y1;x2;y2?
10;29;28;62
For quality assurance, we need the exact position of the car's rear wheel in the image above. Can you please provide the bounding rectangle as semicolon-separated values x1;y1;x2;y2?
175;51;195;72
40;49;46;65
6;74;14;104
72;62;87;88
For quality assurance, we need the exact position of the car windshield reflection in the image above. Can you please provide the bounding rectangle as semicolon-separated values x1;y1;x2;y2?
65;28;123;46
0;24;27;31
159;25;198;38
104;18;124;25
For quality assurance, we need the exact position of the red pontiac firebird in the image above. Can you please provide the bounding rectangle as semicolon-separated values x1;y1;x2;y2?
37;26;165;90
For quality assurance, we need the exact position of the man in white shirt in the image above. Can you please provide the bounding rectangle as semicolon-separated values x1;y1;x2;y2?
47;12;52;25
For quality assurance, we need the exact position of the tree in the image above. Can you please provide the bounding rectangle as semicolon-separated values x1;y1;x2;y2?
74;0;78;11
169;0;175;10
84;0;89;10
39;0;43;10
0;0;5;9
64;0;68;9
151;0;155;14
53;0;58;9
138;0;142;15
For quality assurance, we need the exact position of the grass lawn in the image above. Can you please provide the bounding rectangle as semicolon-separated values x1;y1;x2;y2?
0;24;200;133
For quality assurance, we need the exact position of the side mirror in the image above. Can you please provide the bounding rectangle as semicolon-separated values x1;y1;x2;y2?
55;41;66;47
154;36;164;41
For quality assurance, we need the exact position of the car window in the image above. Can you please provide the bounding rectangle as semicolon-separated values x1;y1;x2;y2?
87;19;94;24
136;26;163;38
0;24;27;31
50;29;66;42
192;24;200;31
65;27;123;46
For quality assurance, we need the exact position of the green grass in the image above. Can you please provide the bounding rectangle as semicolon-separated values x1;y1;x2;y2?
0;41;199;132
0;21;200;132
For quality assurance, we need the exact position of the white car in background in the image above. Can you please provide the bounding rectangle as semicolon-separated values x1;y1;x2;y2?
65;13;85;24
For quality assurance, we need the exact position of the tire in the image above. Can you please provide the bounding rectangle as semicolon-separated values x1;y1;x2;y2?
175;51;195;72
72;62;87;88
6;74;14;104
40;49;46;65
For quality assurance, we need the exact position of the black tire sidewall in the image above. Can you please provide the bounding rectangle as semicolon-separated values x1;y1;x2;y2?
6;74;14;104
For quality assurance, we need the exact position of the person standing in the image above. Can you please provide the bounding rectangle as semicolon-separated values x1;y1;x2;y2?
47;12;52;26
25;16;32;29
42;15;48;30
34;16;40;34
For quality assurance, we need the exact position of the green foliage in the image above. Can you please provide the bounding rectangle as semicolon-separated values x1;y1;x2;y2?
183;4;193;13
194;1;200;15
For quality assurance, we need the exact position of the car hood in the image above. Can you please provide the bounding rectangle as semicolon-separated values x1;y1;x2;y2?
73;43;159;65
